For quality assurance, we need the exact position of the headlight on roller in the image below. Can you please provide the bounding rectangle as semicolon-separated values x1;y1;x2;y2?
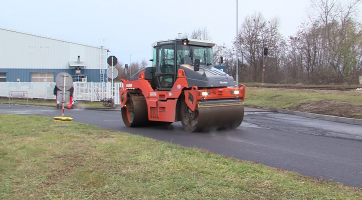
202;91;208;96
230;90;240;95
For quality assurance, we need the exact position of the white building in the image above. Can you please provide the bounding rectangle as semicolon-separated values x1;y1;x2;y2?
0;28;109;83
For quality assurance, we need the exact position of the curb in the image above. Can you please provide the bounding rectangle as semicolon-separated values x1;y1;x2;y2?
245;105;362;126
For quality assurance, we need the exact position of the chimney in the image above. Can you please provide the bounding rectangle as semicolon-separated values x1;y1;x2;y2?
77;55;80;63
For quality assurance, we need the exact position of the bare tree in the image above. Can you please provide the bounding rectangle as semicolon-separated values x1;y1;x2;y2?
224;47;238;78
234;12;285;83
262;18;287;83
182;27;212;41
130;62;140;76
113;62;129;81
140;59;148;70
293;0;362;84
213;43;228;65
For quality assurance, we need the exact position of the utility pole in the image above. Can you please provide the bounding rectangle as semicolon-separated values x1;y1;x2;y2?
236;0;239;87
241;51;243;79
130;54;132;77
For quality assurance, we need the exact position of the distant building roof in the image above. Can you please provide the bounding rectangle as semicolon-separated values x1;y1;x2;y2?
69;61;86;69
0;27;109;50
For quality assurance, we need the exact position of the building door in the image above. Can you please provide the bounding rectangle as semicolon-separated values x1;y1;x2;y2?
31;73;54;82
0;73;6;82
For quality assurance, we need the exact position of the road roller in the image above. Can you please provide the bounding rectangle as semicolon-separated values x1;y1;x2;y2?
119;38;245;132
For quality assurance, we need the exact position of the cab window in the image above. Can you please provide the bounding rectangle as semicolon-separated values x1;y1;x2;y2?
159;75;173;88
157;44;174;74
177;45;214;66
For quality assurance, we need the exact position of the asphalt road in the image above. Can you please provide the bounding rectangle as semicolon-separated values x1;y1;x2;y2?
1;104;362;188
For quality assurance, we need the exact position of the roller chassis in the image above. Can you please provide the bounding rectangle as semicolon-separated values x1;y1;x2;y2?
119;68;246;132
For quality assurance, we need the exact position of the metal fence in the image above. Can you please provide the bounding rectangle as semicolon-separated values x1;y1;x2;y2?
0;82;123;104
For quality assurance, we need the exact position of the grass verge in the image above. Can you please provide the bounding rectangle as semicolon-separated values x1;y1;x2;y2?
0;97;106;109
245;87;362;118
0;114;361;199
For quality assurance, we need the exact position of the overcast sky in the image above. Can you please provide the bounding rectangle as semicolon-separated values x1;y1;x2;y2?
0;0;360;66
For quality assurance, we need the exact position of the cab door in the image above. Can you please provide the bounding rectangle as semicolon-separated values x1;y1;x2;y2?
155;43;176;90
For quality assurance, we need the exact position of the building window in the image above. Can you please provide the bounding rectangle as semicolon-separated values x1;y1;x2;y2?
0;73;6;82
31;73;54;82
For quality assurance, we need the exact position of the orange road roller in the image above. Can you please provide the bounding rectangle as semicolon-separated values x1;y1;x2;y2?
119;38;245;132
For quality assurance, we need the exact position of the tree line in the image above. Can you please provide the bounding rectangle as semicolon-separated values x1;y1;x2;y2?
213;0;362;85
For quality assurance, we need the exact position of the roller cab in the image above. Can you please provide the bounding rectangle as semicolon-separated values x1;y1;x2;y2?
119;38;245;132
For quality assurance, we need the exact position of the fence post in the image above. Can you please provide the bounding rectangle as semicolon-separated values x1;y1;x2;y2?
114;83;119;104
31;82;34;99
26;91;28;106
102;82;104;101
91;82;94;102
106;83;110;99
6;82;9;98
45;83;47;100
74;83;77;101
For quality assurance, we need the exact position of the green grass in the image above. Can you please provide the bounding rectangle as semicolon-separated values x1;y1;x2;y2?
245;87;362;109
0;114;361;199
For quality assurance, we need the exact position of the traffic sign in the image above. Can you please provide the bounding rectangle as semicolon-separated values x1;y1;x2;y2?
107;56;118;66
107;66;118;79
55;72;73;91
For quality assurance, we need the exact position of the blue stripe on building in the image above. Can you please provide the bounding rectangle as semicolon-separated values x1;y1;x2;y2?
0;68;106;82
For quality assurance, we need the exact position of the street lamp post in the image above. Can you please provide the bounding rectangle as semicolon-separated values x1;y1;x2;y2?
241;51;243;78
236;0;239;87
129;55;131;77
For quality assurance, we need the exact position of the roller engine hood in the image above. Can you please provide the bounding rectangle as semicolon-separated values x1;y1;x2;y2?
180;64;235;88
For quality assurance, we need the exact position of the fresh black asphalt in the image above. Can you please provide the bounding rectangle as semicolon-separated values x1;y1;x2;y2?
1;104;361;188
